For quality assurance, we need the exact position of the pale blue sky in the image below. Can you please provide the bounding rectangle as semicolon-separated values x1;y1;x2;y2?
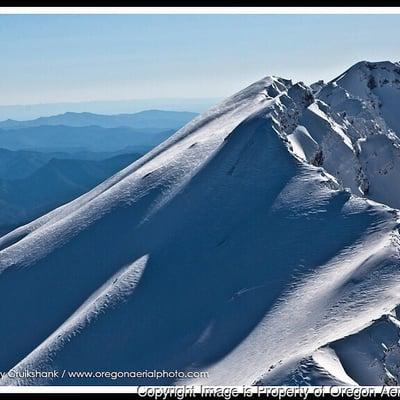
0;14;399;106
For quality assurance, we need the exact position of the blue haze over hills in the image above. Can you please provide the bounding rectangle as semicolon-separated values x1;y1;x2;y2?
0;99;214;121
0;109;197;235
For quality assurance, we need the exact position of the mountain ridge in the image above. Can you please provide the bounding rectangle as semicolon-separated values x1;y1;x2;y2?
0;109;198;130
1;61;400;386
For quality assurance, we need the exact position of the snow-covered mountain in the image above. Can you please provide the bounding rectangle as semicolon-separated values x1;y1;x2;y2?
1;61;400;386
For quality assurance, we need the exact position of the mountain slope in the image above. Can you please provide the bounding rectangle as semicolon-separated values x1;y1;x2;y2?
0;63;400;386
0;153;142;236
0;148;142;180
261;306;400;386
0;148;54;180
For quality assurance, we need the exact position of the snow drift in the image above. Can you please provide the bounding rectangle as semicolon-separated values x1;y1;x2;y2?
1;61;400;386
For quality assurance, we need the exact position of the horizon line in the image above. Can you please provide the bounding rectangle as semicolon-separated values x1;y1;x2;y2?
0;96;223;109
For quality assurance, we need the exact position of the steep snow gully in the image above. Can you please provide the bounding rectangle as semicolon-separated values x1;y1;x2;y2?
1;61;400;386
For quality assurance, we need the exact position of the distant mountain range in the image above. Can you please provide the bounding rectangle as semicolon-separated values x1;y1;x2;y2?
0;125;175;153
0;109;196;236
0;98;217;121
0;152;142;236
0;110;198;130
0;148;148;180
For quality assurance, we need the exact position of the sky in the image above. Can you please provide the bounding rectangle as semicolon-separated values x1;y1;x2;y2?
0;13;400;107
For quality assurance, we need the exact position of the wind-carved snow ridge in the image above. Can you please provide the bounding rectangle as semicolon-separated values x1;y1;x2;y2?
1;62;400;386
261;307;400;386
0;255;148;386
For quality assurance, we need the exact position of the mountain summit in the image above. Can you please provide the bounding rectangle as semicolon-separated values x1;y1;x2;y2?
1;62;400;386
